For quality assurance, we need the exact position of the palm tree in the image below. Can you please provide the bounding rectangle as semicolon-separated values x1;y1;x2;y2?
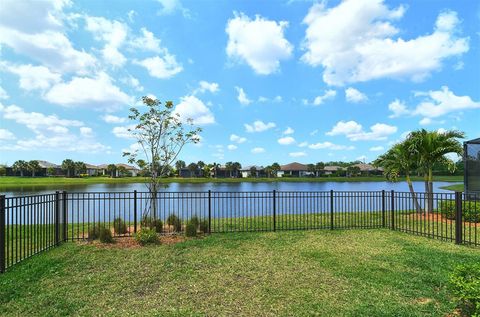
271;162;281;178
315;162;325;177
12;160;28;177
175;160;186;174
74;161;86;176
107;164;117;178
232;162;242;178
408;129;464;213
225;161;233;177
27;160;41;177
249;166;257;178
307;164;315;177
61;159;75;177
374;141;422;213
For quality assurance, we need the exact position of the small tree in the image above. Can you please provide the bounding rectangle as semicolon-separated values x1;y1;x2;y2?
0;165;6;176
249;166;257;178
27;160;41;177
175;160;186;176
107;164;117;178
46;167;55;176
12;160;28;177
61;159;75;177
123;96;200;221
271;163;281;178
74;161;86;176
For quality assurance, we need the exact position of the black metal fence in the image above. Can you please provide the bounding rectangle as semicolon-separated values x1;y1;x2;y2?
1;190;479;272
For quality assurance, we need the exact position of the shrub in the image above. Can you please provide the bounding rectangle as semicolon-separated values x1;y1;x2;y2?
135;228;158;245
141;216;163;233
189;215;200;229
198;219;209;233
438;200;480;223
450;263;480;316
99;227;114;243
113;217;128;234
88;225;100;240
167;214;182;232
185;221;197;237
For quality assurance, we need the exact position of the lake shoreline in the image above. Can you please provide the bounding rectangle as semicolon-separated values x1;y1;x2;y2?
0;175;463;190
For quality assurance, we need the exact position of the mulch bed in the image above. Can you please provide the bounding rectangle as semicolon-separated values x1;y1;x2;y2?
77;235;187;249
406;213;480;227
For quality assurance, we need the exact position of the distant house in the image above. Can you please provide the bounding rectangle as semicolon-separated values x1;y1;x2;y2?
179;167;203;178
85;164;100;176
5;160;62;176
351;163;383;176
278;162;309;177
240;165;265;178
324;166;343;176
97;163;140;177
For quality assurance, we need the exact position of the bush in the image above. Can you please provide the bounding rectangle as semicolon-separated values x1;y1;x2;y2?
189;215;200;229
167;214;182;232
141;216;163;233
198;219;209;233
450;263;480;316
88;225;114;243
438;200;480;223
185;221;197;237
135;228;158;245
113;217;128;234
99;227;114;243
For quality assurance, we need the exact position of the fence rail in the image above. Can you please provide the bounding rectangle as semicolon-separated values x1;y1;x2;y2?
1;190;479;272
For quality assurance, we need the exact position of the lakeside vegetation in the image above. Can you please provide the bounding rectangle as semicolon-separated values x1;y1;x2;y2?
1;230;478;316
440;184;465;192
0;175;463;190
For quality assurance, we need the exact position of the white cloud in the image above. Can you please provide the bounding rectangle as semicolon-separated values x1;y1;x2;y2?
235;86;252;105
0;0;96;74
301;2;469;86
388;99;409;118
226;12;293;75
244;120;276;133
102;114;127;124
278;136;295;145
129;27;162;53
4;63;61;91
289;151;307;157
258;95;283;103
134;55;183;79
227;144;237;150
156;0;189;17
298;141;308;147
44;72;133;110
308;142;354;150
230;134;247;144
0;128;15;140
120;75;144;92
80;126;93;137
0;102;108;153
112;125;135;139
345;87;368;103
197;81;219;94
369;146;384;152
413;86;480;118
85;16;128;67
327;120;397;141
283;127;294;135
251;147;265;154
0;86;8;100
357;155;367;162
304;90;336;106
174;95;215;125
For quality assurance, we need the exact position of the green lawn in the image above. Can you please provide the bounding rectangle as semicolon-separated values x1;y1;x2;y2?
1;230;478;316
440;184;464;192
0;175;463;190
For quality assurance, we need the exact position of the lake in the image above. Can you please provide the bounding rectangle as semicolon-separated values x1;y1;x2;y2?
3;180;458;197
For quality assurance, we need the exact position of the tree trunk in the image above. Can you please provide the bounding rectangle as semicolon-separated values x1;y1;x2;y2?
406;175;422;213
424;176;429;215
428;169;434;214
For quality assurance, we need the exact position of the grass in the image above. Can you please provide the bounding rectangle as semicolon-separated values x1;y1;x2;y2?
0;175;463;190
1;229;479;316
440;184;464;192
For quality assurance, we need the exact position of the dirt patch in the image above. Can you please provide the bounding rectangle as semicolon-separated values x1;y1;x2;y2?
406;213;480;227
77;235;188;249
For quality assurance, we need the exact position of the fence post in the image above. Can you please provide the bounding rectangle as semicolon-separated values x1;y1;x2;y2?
0;195;5;273
133;190;138;233
381;190;386;228
455;192;463;245
55;191;60;246
62;191;67;242
208;190;212;234
390;190;395;230
273;190;276;232
330;190;334;230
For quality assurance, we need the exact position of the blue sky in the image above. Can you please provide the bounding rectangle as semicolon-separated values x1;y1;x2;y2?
0;0;479;167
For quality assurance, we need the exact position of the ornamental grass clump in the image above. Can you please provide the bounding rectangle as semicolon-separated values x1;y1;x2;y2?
135;228;158;245
185;221;197;237
88;225;114;244
167;214;182;232
113;217;128;234
141;216;163;233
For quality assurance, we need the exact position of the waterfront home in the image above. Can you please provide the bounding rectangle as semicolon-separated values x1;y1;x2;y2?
277;162;309;177
5;160;62;176
240;165;265;178
85;164;101;176
323;165;343;176
351;163;383;176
